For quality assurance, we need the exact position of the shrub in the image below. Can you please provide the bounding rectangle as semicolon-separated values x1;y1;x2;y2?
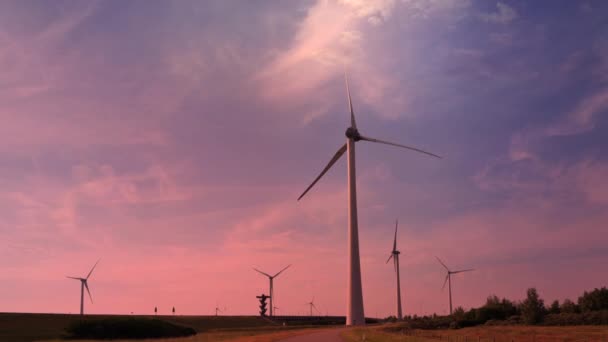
65;318;196;339
543;310;608;326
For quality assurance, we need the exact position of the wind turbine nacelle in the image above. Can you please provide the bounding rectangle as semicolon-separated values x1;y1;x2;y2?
345;127;362;141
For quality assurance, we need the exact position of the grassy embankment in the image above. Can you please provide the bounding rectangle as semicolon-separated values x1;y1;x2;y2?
0;312;336;342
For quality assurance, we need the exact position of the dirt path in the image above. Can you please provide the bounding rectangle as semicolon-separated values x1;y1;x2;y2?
277;328;345;342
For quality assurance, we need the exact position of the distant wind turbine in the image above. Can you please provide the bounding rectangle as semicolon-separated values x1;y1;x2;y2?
298;74;440;325
307;297;319;317
386;220;403;320
66;259;100;315
214;304;224;316
436;257;474;315
253;264;291;317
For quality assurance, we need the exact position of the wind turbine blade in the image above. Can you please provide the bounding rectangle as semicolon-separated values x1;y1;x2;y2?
345;73;357;129
359;135;441;159
441;274;449;291
436;256;450;271
393;219;398;251
66;276;82;280
253;268;272;278
86;259;100;280
273;264;291;278
386;254;393;264
297;143;347;201
452;269;475;274
84;281;93;303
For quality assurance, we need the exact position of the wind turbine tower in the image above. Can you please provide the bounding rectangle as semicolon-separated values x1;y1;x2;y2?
386;220;403;320
307;297;318;317
436;257;474;315
253;264;291;317
66;259;100;315
298;75;440;325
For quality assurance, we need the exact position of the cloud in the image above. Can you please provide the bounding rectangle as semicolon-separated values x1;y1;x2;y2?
544;88;608;136
338;0;397;25
0;2;99;100
506;87;608;165
255;0;472;123
480;2;518;24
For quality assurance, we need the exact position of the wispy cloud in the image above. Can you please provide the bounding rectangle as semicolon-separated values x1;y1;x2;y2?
479;2;518;24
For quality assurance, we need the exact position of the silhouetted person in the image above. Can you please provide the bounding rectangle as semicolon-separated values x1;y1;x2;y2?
172;306;175;315
154;306;157;315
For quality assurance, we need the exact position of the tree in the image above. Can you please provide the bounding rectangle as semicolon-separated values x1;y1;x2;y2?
561;299;578;313
452;306;466;320
578;287;608;312
521;288;545;324
549;300;560;314
486;295;500;306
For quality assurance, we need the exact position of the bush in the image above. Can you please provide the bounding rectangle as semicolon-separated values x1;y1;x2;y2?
65;318;196;339
543;310;608;326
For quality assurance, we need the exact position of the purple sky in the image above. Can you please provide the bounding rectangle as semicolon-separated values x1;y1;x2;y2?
1;0;607;317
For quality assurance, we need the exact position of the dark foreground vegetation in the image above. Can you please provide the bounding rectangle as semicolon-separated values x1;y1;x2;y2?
0;312;345;341
385;286;608;330
0;313;271;341
65;317;196;339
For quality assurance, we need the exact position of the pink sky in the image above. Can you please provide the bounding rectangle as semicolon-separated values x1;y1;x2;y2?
1;0;607;317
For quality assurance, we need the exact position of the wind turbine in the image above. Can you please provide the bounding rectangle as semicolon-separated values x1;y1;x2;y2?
386;219;402;320
298;75;440;325
436;257;474;315
214;304;225;316
66;259;100;315
253;264;291;317
307;297;318;317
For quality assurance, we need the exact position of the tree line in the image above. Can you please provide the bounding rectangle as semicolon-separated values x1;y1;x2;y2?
392;286;608;328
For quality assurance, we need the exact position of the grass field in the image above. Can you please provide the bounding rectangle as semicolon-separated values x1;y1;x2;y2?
0;312;335;342
341;324;608;342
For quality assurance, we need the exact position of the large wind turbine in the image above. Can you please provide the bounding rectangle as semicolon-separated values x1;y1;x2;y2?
436;257;474;315
386;220;403;320
253;264;291;317
67;259;100;315
298;75;440;325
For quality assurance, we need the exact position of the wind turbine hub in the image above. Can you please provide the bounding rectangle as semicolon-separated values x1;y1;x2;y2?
393;250;400;255
345;127;361;141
